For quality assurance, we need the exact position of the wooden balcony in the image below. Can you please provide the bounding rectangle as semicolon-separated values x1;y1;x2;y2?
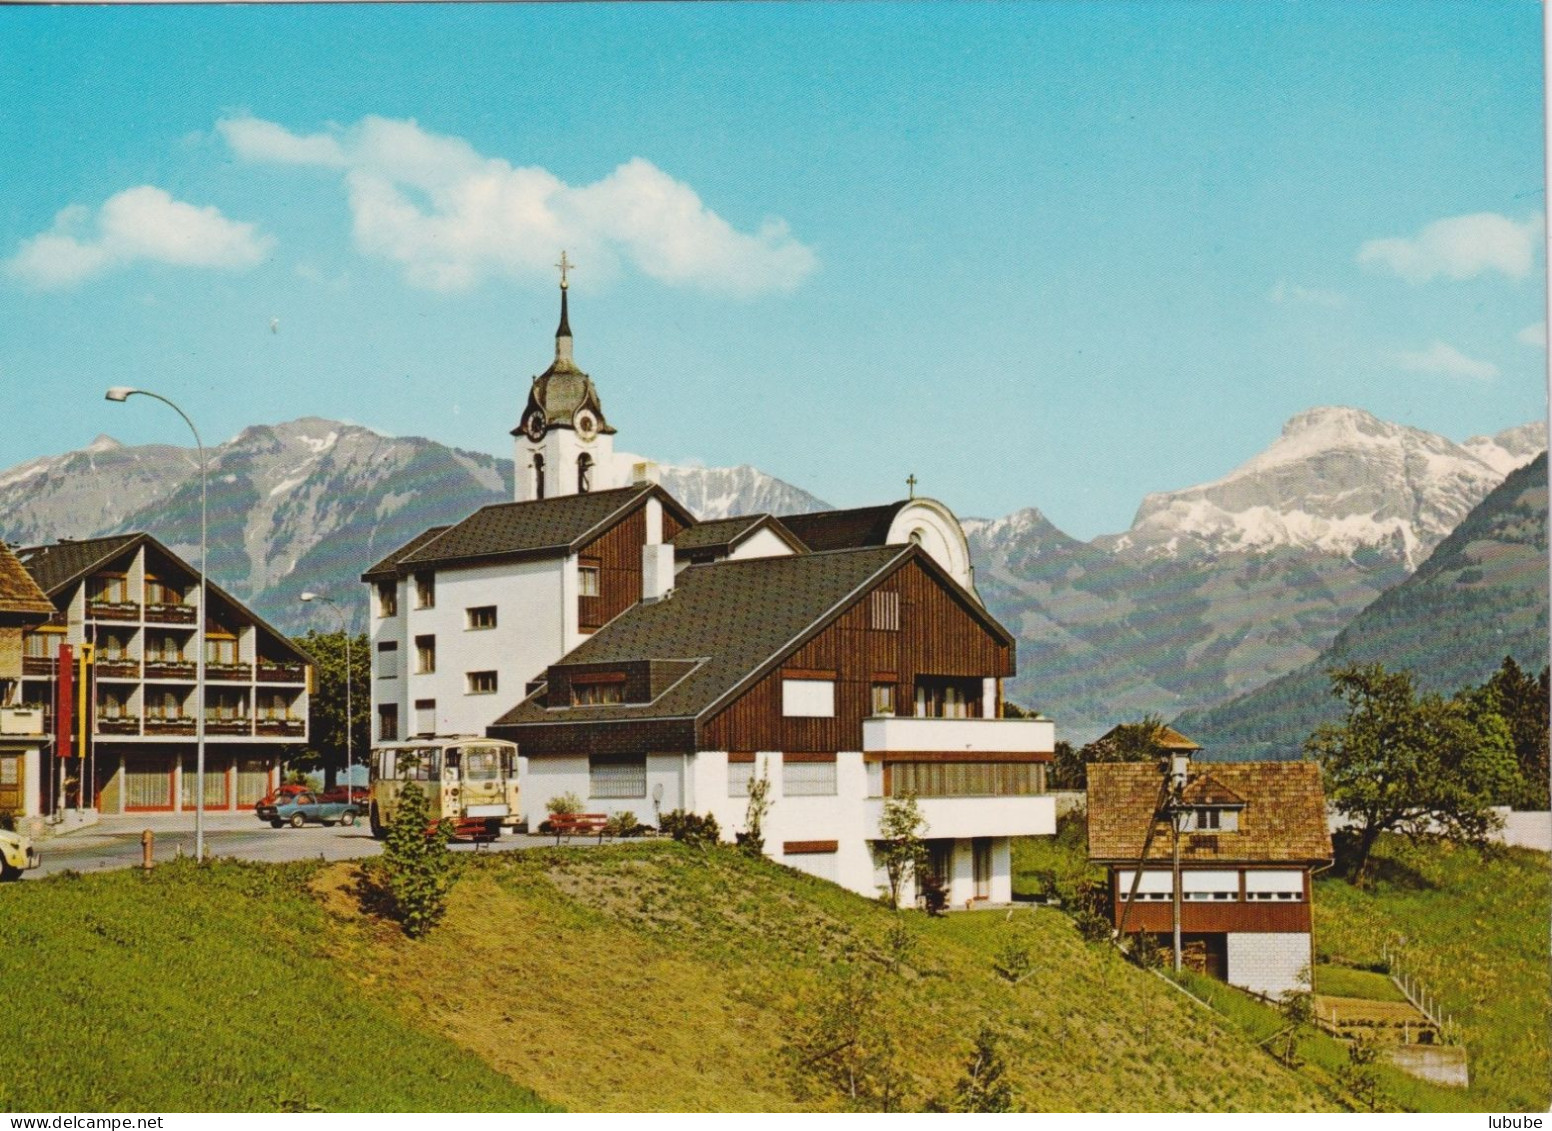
144;603;197;625
86;601;140;622
144;660;196;680
96;717;140;735
95;658;141;680
256;718;305;738
204;718;252;736
23;656;54;676
205;662;252;682
256;661;305;684
144;717;197;736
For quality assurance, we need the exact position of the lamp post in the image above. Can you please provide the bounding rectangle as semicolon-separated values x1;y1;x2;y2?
105;386;208;861
300;592;352;802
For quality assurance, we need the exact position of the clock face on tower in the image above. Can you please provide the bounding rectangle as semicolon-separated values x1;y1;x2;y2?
523;410;546;442
574;409;598;441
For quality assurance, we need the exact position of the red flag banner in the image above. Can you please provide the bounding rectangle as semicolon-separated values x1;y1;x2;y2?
56;643;72;759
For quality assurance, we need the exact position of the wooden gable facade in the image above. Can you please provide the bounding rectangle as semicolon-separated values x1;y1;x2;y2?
577;505;688;633
701;554;1012;753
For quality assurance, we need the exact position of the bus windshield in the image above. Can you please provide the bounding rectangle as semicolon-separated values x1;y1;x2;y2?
459;745;505;782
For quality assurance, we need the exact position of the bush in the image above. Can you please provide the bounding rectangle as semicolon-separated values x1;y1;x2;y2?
1073;908;1113;943
993;938;1034;983
546;792;583;818
603;811;640;838
945;1025;1018;1113
373;782;455;939
1131;932;1164;969
658;809;721;847
919;871;949;916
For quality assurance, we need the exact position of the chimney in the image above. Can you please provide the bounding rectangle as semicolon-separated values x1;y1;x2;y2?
632;460;661;486
642;542;675;602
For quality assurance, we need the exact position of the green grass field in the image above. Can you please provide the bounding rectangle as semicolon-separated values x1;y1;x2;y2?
0;860;555;1113
1313;837;1552;1112
1313;963;1406;1003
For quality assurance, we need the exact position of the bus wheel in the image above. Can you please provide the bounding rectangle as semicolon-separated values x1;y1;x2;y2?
369;805;386;840
485;819;502;841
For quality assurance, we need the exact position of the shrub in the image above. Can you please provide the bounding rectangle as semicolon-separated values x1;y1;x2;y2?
546;792;583;817
377;782;455;939
739;767;772;858
1073;908;1113;943
919;870;949;916
658;809;721;847
992;938;1034;984
603;811;640;839
1131;932;1164;969
945;1025;1018;1113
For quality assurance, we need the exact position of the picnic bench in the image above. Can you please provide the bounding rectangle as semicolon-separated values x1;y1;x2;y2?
549;812;609;845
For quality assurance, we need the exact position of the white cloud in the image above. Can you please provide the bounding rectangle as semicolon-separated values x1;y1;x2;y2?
216;114;817;295
5;186;272;290
1268;280;1345;307
1389;341;1499;381
1358;212;1542;284
1516;321;1547;348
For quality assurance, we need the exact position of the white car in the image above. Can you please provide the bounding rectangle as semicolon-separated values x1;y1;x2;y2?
0;826;40;881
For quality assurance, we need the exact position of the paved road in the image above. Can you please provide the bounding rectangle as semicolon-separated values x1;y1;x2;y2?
26;814;555;878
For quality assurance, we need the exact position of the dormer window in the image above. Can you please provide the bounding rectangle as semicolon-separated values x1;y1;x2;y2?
1184;806;1240;833
572;673;625;706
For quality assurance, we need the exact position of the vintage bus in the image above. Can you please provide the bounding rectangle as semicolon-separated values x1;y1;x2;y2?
367;736;520;839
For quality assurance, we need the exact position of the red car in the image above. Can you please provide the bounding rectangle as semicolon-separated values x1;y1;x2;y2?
254;783;309;810
319;785;369;807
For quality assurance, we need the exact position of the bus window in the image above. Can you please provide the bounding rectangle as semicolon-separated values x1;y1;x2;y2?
462;746;502;782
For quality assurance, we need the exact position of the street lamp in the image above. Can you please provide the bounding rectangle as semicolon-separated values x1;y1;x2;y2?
300;592;352;803
105;386;208;861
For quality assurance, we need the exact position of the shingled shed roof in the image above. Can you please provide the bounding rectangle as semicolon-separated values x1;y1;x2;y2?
778;502;909;552
15;534;141;596
361;526;451;582
1087;761;1332;865
0;542;54;619
370;485;696;575
670;513;807;557
492;543;1012;740
1094;723;1202;752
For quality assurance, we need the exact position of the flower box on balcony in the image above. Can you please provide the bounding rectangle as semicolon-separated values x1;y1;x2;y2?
256;663;305;684
96;717;140;735
0;707;44;736
144;603;197;625
204;718;251;736
95;659;140;679
205;663;252;682
144;661;196;680
86;601;140;621
144;718;197;736
22;656;53;676
256;718;305;737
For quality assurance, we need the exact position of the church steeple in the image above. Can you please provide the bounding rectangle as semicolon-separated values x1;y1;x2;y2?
555;251;573;363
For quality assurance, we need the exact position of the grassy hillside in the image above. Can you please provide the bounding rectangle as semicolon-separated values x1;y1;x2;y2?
1313;837;1552;1112
0;860;553;1112
317;842;1327;1112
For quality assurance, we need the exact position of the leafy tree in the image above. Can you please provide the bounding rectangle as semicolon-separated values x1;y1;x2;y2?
1059;714;1172;789
293;629;370;788
1306;665;1519;883
1274;969;1315;1067
1480;656;1550;808
1340;1034;1382;1111
378;782;455;938
876;791;928;907
945;1026;1018;1113
738;763;773;858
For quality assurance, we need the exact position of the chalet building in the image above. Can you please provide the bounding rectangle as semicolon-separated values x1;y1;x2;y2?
489;544;1057;905
363;268;1056;902
1087;756;1334;998
11;533;312;816
0;542;56;822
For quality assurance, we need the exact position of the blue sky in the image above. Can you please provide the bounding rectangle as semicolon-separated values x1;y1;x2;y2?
0;2;1545;538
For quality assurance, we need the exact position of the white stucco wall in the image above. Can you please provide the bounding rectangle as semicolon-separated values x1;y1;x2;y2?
1226;932;1312;998
390;559;567;739
729;527;799;561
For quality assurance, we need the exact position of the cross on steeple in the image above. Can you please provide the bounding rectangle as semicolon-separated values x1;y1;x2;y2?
906;473;918;500
556;251;573;290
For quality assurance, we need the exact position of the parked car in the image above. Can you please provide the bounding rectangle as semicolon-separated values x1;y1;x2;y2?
319;784;369;807
255;791;360;829
254;782;310;811
0;826;40;881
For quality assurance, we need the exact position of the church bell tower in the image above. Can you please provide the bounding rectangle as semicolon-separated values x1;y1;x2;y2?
511;253;619;503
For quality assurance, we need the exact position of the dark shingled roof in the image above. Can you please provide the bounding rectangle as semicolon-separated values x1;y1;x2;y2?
1087;761;1332;865
670;514;807;557
361;526;451;583
15;535;141;597
381;485;694;573
494;545;970;734
0;543;53;619
779;502;909;553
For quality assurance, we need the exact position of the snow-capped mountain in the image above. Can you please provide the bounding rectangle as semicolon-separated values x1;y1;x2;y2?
1101;407;1542;567
0;418;829;634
